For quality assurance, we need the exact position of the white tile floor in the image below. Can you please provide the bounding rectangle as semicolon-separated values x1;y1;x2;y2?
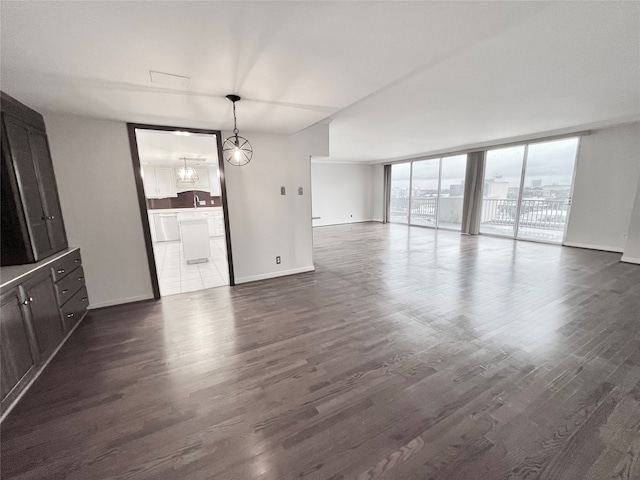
153;236;230;296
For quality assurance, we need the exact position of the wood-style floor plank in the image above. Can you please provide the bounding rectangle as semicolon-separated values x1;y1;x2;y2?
1;223;639;479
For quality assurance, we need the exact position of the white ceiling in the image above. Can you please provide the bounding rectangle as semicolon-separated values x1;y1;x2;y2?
1;1;638;163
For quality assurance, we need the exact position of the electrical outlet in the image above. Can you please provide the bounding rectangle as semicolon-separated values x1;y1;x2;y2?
281;186;286;195
298;187;303;195
276;256;281;264
199;200;206;206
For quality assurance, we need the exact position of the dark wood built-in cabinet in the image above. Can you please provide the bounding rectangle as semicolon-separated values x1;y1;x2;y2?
1;91;67;266
1;91;87;421
0;249;89;418
0;288;37;406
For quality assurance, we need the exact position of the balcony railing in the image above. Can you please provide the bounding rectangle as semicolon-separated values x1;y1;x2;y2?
390;196;568;233
481;198;568;231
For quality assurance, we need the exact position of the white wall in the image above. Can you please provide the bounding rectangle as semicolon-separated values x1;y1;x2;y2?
565;122;640;252
311;162;382;226
44;114;328;306
45;113;154;308
622;172;640;264
224;123;328;284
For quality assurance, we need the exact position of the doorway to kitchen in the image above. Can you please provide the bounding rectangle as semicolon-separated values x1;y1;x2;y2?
127;124;234;299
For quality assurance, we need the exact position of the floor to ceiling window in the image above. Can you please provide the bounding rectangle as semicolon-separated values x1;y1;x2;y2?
390;154;468;231
409;158;440;227
480;137;579;243
390;163;411;223
437;154;467;230
480;146;526;237
388;135;580;246
516;138;579;243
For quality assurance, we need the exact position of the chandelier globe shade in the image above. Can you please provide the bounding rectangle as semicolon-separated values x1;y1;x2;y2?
222;94;253;166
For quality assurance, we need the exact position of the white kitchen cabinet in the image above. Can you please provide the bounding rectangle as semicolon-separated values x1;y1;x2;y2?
142;167;178;199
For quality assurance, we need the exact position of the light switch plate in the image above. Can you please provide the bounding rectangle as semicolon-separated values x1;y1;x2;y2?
298;187;303;195
199;200;206;206
281;186;286;195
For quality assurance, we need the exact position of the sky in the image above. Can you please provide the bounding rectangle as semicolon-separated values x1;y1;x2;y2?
391;137;579;191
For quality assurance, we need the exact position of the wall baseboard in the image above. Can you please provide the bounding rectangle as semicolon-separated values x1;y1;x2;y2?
236;265;315;284
88;294;155;310
313;219;377;227
621;255;640;264
563;241;624;253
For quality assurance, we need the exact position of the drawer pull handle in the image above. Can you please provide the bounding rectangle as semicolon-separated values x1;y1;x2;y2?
57;269;65;274
77;276;84;281
49;216;55;220
74;259;81;263
82;297;88;302
22;299;29;305
29;297;34;302
67;313;74;318
62;289;70;294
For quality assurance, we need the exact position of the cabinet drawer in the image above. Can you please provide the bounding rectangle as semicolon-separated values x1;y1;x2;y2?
51;250;82;282
55;266;85;306
60;286;88;330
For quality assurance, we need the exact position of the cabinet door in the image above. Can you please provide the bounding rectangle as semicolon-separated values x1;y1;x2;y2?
154;167;177;198
3;117;52;259
142;166;158;198
1;288;36;403
22;274;64;357
29;129;68;252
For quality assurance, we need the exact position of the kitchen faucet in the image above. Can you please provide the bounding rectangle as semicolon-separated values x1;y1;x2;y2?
193;193;200;208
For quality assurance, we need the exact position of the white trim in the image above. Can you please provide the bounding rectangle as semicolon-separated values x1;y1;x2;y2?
621;255;640;265
88;294;154;310
0;309;88;423
563;241;624;253
235;266;315;284
312;219;377;227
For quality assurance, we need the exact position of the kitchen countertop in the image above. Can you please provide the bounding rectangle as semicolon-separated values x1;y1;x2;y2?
0;248;80;290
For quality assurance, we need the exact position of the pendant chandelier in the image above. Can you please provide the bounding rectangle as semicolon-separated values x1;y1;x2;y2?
222;94;253;166
177;157;199;184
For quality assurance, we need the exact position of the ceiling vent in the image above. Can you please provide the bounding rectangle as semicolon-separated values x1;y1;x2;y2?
149;71;190;89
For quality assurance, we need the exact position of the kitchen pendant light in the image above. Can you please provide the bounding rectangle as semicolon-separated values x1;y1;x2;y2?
222;94;253;166
177;157;199;184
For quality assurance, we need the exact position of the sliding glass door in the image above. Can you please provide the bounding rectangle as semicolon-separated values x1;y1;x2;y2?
393;154;468;231
390;163;411;223
517;138;579;242
437;155;467;230
409;159;440;227
480;146;525;237
480;137;579;243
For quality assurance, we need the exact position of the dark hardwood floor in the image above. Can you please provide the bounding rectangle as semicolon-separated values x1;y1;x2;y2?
2;223;639;479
